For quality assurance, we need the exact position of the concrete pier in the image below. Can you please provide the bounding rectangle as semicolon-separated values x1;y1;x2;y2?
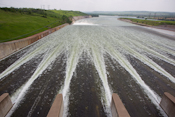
0;93;13;117
47;94;63;117
160;92;175;117
111;93;130;117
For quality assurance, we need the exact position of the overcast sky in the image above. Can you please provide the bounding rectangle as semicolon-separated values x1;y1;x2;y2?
0;0;175;12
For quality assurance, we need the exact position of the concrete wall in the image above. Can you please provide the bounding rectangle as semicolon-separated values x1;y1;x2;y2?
160;92;175;117
111;93;130;117
47;94;63;117
0;23;69;60
0;93;13;117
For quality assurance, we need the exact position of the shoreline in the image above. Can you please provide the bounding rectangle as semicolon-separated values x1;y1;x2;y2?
119;18;175;37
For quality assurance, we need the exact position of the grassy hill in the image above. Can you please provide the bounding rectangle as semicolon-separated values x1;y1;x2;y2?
0;8;87;43
51;10;87;17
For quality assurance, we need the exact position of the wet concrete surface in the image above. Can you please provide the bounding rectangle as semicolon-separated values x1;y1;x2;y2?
0;54;44;96
150;57;175;78
127;55;175;97
0;42;36;74
10;54;66;117
68;54;106;117
105;55;164;117
0;49;27;74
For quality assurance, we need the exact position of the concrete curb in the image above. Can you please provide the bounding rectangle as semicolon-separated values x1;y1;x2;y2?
47;94;63;117
111;93;130;117
160;92;175;117
0;93;13;117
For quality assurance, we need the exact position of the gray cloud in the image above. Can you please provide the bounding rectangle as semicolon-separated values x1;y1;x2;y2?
0;0;175;12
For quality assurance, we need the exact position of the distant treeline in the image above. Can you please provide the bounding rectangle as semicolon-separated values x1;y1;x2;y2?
1;7;53;18
85;11;175;20
137;16;175;21
90;14;99;17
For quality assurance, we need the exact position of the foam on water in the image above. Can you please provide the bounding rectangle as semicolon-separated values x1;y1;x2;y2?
73;22;98;25
103;43;166;116
119;28;175;65
73;19;98;26
100;27;175;83
90;44;112;115
62;39;84;116
124;28;175;56
144;27;175;37
0;44;48;80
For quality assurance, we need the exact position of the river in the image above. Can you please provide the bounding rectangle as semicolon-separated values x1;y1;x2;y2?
0;16;175;117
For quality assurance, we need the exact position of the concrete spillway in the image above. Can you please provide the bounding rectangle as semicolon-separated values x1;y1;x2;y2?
0;16;175;117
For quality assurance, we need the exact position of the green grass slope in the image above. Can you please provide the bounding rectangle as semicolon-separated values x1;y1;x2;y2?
0;8;87;43
51;10;87;17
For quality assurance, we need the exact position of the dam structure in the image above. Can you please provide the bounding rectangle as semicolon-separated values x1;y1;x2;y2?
0;16;175;117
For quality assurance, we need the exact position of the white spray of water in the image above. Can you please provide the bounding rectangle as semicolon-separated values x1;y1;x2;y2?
121;41;175;83
122;30;175;66
62;41;83;117
87;26;167;115
0;26;71;80
125;29;175;57
3;17;175;116
73;22;98;25
103;27;175;66
6;42;65;116
101;27;175;83
0;43;49;80
91;45;112;101
104;44;166;116
90;44;112;116
73;19;98;26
